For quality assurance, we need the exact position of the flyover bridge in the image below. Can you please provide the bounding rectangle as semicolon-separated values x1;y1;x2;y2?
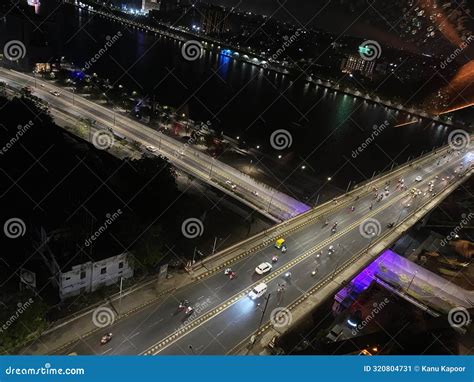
0;68;310;222
44;139;472;356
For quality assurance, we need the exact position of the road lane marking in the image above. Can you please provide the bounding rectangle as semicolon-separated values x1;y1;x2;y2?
229;168;474;354
3;72;466;354
193;153;456;281
148;319;164;328
142;158;467;355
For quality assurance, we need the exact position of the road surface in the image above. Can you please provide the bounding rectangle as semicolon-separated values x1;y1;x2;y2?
0;68;310;221
32;145;471;355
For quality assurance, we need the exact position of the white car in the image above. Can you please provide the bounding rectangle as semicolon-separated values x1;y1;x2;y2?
248;283;267;300
50;90;60;96
146;145;158;152
225;180;236;190
415;176;422;182
255;262;272;275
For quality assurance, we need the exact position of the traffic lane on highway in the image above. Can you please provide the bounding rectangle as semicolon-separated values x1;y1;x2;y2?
158;173;465;355
66;154;466;356
58;179;399;355
58;153;464;354
160;164;470;354
2;69;306;216
0;70;292;215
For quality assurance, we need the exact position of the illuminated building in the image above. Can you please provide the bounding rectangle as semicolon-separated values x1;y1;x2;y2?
201;5;231;36
341;55;376;78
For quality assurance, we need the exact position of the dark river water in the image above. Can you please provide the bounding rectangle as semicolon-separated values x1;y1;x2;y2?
18;0;455;189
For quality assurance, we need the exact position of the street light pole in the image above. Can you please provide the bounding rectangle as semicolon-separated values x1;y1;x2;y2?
395;209;403;226
258;293;271;330
406;271;417;293
267;192;275;212
365;233;376;254
212;236;218;255
119;276;123;314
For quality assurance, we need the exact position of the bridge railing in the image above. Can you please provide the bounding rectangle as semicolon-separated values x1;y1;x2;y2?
192;143;465;274
231;166;473;354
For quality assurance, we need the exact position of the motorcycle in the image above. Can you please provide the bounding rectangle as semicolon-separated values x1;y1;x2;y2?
229;271;236;280
224;268;232;275
281;245;287;253
272;255;278;263
100;333;113;345
178;300;189;310
185;306;194;315
328;245;335;255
